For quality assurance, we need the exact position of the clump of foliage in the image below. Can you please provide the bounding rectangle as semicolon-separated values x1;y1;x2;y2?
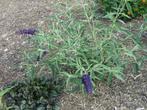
22;1;146;94
1;75;64;110
95;0;147;20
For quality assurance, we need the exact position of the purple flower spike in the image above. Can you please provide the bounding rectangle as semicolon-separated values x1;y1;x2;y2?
82;74;93;94
16;28;38;35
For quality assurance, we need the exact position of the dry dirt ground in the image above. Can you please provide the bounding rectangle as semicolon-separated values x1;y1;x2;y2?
0;0;147;110
0;0;53;87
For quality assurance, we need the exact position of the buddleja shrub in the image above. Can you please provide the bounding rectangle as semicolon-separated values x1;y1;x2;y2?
97;0;147;20
23;1;146;93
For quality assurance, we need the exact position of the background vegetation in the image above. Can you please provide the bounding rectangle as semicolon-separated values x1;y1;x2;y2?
96;0;147;20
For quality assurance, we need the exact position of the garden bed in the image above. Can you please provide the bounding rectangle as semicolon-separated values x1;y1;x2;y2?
0;0;147;110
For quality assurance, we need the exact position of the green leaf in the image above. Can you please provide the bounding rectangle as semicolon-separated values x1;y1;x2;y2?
126;2;134;16
0;87;13;108
0;87;13;97
113;73;124;82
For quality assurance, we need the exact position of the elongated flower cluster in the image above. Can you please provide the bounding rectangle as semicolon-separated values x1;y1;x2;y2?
16;28;38;35
82;74;93;94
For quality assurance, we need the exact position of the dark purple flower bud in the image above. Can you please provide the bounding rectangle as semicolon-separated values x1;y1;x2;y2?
16;28;38;35
82;74;93;94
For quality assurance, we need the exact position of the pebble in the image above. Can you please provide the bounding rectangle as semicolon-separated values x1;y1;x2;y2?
136;107;144;110
2;33;8;38
4;48;8;52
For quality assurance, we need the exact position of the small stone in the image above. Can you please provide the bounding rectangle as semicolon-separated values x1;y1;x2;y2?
136;107;144;110
4;48;8;52
2;33;8;38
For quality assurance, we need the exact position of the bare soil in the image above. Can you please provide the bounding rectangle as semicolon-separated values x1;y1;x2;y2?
0;0;147;110
60;64;147;110
0;0;53;87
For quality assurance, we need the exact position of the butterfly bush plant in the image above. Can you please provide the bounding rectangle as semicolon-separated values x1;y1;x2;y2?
95;0;147;20
23;1;146;94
